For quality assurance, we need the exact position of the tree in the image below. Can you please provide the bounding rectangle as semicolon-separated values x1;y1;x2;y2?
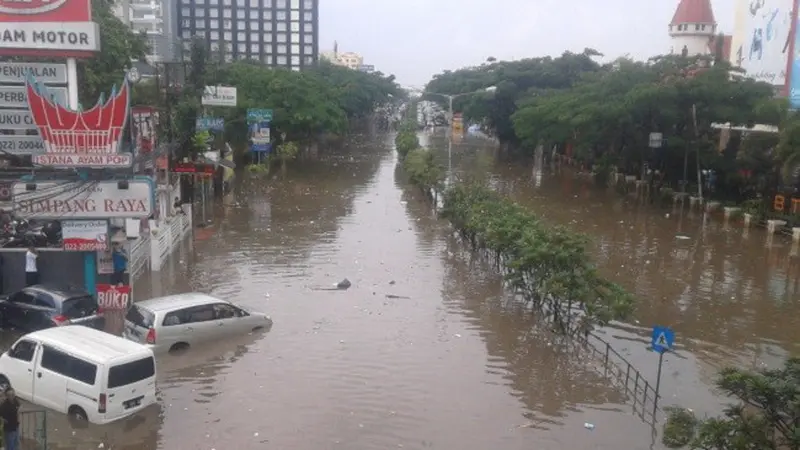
312;60;403;120
78;0;148;106
663;358;800;450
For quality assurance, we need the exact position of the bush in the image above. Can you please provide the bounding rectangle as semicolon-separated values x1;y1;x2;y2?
662;407;698;448
395;130;419;160
440;184;634;333
403;148;444;197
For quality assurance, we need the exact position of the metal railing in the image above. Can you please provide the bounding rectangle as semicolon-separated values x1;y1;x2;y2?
19;409;47;450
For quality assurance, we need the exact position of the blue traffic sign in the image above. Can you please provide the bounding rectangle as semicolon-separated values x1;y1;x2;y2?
651;326;675;353
196;117;224;131
250;142;271;153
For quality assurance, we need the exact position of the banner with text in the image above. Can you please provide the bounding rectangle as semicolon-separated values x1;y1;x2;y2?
62;219;107;251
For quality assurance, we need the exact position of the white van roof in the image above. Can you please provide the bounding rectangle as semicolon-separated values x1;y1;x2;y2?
25;326;152;363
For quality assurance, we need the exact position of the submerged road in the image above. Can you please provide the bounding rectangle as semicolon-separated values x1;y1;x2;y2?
36;130;799;449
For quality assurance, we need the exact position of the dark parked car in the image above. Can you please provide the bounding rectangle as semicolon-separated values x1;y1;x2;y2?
0;284;104;332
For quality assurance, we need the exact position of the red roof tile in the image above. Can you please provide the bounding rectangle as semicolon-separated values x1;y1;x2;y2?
671;0;716;25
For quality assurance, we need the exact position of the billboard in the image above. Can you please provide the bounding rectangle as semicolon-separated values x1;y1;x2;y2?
789;0;800;108
731;0;794;86
0;0;99;57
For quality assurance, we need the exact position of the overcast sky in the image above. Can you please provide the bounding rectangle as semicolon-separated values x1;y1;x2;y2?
319;0;737;87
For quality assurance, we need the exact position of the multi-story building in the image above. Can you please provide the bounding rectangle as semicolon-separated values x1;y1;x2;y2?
113;0;177;62
177;0;319;70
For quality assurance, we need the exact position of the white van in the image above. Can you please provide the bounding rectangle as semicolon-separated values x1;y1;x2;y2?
0;325;157;425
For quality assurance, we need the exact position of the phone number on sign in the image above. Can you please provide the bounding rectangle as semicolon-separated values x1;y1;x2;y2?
64;242;106;251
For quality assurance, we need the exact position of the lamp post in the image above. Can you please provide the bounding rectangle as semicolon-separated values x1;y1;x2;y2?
423;86;496;186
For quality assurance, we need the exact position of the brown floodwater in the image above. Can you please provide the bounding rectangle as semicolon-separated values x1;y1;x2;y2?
34;130;800;449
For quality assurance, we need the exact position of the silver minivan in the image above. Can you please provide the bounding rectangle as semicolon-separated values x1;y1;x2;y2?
123;293;272;353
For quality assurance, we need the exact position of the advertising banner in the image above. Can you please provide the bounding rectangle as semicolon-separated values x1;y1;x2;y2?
196;116;224;131
12;180;153;219
731;0;794;86
96;283;131;310
790;0;800;108
62;219;107;251
201;86;236;107
250;120;271;153
246;108;272;123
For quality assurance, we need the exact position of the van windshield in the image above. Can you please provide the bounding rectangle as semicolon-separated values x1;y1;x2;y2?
125;305;155;328
108;357;155;389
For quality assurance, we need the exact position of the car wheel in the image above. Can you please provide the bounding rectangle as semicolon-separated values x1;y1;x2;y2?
68;406;87;422
169;343;189;354
0;375;10;391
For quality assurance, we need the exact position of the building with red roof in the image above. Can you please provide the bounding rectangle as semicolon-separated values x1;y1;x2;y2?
669;0;732;61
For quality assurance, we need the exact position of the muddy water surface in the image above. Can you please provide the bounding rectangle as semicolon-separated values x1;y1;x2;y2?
37;132;758;449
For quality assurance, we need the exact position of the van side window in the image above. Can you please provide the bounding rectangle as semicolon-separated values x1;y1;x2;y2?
162;311;184;326
186;305;214;323
40;346;97;385
9;340;36;362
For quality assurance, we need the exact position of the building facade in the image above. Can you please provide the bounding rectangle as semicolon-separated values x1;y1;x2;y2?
177;0;319;70
668;0;732;62
113;0;177;62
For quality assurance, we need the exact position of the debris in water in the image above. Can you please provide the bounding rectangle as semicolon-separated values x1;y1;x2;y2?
675;235;691;240
454;334;462;338
336;278;352;290
584;422;595;430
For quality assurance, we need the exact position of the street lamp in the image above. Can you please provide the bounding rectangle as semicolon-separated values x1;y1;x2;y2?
423;86;497;187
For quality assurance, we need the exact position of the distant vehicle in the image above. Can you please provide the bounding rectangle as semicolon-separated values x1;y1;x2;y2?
123;293;272;353
0;325;157;424
0;284;104;332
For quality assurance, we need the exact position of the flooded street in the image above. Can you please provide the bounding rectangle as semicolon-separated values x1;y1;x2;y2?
40;130;800;449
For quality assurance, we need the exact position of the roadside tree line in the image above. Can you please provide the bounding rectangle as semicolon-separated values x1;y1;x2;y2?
423;50;800;204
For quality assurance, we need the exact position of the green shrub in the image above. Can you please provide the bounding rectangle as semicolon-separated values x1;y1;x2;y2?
403;148;444;196
395;131;419;159
662;407;698;448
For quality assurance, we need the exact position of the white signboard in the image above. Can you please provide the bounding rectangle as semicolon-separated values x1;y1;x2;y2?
62;219;108;251
0;135;44;154
0;62;66;84
12;180;153;219
33;153;132;168
0;22;100;52
732;0;793;86
0;110;36;130
0;85;67;108
202;85;236;107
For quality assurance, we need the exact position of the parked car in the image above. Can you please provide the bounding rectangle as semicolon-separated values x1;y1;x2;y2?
0;284;104;332
123;293;272;353
0;325;157;424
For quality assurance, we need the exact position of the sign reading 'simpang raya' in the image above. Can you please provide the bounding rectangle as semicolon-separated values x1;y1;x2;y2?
0;0;99;56
12;180;153;219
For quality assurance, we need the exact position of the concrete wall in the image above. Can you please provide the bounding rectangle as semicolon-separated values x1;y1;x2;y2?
0;250;130;295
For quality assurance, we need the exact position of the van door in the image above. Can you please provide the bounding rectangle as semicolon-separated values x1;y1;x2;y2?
3;339;38;401
104;356;156;421
34;345;70;414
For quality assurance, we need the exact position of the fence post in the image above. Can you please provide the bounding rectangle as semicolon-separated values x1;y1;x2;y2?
634;372;640;406
604;342;610;376
624;364;631;394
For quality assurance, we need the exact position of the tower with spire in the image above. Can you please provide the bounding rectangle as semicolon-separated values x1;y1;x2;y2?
669;0;718;56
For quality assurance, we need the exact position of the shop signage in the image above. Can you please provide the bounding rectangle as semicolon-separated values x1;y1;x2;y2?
0;0;98;57
201;85;236;107
26;76;129;157
96;283;131;310
172;162;215;174
196;116;224;131
12;180;153;219
0;62;66;84
33;152;132;167
0;135;45;154
0;109;35;129
246;108;272;123
0;84;66;107
61;219;107;251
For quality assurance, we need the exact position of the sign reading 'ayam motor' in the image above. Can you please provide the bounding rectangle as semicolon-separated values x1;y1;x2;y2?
12;180;153;219
0;22;99;52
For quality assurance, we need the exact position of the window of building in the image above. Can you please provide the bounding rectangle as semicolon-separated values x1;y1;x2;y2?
197;8;206;16
250;43;259;53
305;34;313;44
290;21;299;32
223;0;231;4
303;22;312;33
291;32;299;43
302;0;312;9
277;22;286;32
276;0;286;7
181;7;191;16
237;42;246;51
291;66;299;71
304;55;313;64
236;9;245;18
210;30;219;39
304;44;312;54
181;18;191;27
277;10;286;20
225;53;233;62
210;20;219;28
249;0;258;6
277;55;287;65
210;0;219;4
291;54;300;64
195;19;205;28
290;10;299;20
223;18;232;28
250;20;259;30
277;44;287;53
290;0;299;8
262;10;272;19
236;0;245;5
183;41;191;50
303;11;312;21
224;31;232;39
263;54;273;64
290;44;299;54
262;32;272;42
223;8;231;17
237;31;245;40
264;21;272;31
182;30;192;38
209;8;218;17
250;32;259;40
276;33;286;43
